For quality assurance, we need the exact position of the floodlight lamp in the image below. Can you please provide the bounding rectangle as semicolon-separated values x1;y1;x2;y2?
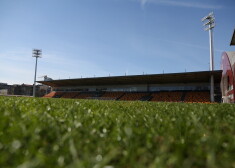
203;19;215;26
201;15;210;22
201;12;214;22
208;12;214;16
204;25;215;31
32;49;42;57
204;27;210;31
203;21;211;26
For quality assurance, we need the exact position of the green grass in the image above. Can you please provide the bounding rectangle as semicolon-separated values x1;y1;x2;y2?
0;96;235;168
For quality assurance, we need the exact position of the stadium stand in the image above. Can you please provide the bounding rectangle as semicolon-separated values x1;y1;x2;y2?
60;92;79;99
40;71;222;103
184;91;210;103
74;92;94;99
119;92;149;101
43;91;64;98
150;92;183;102
43;91;215;103
101;92;125;100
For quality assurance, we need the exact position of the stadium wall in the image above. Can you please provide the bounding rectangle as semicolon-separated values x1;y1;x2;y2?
39;71;222;102
221;52;235;103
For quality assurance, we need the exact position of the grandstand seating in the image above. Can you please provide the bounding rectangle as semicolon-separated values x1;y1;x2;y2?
43;91;213;103
150;92;182;102
43;92;55;98
60;92;79;99
184;91;210;103
43;91;64;98
101;92;125;100
119;92;148;101
74;92;94;99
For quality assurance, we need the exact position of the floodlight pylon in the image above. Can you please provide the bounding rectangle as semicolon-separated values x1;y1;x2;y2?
202;12;215;102
32;49;42;97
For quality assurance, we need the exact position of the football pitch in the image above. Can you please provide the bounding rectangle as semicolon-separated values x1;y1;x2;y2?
0;96;235;168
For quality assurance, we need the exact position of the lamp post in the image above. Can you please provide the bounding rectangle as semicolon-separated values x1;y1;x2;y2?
202;12;215;102
32;49;42;97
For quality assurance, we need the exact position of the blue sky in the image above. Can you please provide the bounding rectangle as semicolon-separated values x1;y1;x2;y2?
0;0;234;84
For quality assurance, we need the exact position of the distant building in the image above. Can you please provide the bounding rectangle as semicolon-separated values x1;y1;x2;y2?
0;83;11;95
0;83;51;97
0;89;8;95
12;84;33;96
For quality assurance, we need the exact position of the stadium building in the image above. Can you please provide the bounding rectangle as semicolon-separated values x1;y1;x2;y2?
39;70;222;103
39;29;235;103
221;29;235;103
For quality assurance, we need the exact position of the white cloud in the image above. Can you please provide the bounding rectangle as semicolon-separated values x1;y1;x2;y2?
135;0;223;9
139;0;148;6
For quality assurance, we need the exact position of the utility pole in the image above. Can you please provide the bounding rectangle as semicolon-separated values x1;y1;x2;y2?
32;49;42;97
202;12;215;102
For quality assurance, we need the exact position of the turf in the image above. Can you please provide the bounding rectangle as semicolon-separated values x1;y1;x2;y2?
0;96;235;168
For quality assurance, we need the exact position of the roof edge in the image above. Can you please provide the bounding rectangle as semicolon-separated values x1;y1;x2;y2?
230;29;235;46
37;70;222;83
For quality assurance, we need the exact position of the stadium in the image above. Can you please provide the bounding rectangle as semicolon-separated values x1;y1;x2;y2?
38;29;235;103
1;4;235;166
39;70;222;103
